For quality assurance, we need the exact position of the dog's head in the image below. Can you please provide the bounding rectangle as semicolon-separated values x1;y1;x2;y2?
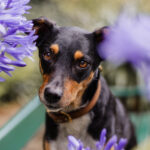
33;17;107;112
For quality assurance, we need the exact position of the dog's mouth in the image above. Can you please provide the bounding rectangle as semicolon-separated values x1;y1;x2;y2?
44;100;79;113
45;103;63;112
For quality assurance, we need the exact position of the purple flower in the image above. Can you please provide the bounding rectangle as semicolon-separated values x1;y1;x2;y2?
68;129;127;150
98;12;150;98
0;0;37;81
68;136;83;150
96;128;107;150
104;135;117;150
115;138;127;150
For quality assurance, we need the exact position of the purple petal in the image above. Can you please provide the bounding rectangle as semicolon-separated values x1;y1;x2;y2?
104;135;117;150
96;129;107;150
0;77;5;82
99;128;107;145
5;0;13;9
0;56;26;67
68;136;80;149
116;138;127;150
0;63;14;72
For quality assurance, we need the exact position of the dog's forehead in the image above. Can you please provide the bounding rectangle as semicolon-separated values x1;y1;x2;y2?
54;27;91;53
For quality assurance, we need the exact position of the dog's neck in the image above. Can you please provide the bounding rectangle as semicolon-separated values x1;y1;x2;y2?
46;68;101;123
82;68;101;105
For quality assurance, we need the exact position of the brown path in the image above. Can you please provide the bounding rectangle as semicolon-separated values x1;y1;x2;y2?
0;102;22;127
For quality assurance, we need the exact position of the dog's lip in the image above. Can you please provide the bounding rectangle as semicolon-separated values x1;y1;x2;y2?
46;104;59;109
44;103;62;110
41;99;62;110
40;97;63;112
46;104;63;112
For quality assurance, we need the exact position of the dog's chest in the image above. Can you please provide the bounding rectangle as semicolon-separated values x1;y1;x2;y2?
50;114;96;150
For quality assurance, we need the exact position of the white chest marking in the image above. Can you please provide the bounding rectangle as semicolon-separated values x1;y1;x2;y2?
50;114;96;150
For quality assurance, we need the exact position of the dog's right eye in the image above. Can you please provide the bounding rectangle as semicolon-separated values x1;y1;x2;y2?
43;51;53;61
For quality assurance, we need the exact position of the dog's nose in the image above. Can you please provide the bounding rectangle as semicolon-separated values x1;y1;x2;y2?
44;88;61;104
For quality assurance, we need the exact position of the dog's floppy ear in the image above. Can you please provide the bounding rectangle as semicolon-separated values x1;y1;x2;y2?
93;26;109;43
32;17;57;46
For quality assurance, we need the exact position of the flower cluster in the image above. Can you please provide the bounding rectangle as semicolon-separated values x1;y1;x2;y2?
68;129;127;150
0;0;37;81
98;13;150;98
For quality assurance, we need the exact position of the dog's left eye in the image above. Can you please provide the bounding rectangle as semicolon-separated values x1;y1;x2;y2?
79;60;88;68
43;50;53;61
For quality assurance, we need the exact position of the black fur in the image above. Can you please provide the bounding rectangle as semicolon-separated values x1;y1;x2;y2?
87;76;137;150
33;17;137;150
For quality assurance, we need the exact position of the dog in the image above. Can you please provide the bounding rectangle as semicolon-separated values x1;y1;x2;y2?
32;17;137;150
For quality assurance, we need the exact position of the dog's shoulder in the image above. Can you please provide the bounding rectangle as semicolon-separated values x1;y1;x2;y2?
87;76;116;138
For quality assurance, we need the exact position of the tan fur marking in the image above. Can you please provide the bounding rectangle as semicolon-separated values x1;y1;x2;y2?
50;44;59;54
39;61;43;74
39;74;51;101
74;50;84;60
43;140;50;150
59;72;94;111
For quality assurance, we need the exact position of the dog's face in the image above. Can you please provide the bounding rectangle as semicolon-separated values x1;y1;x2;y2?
33;18;106;112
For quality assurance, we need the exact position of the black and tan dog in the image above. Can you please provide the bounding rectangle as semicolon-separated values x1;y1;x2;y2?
33;18;137;150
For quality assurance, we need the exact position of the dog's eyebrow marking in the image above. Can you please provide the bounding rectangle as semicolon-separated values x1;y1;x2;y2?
74;50;84;60
50;44;59;54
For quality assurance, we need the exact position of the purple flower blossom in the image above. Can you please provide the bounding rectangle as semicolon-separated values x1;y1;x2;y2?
98;13;150;98
115;138;127;150
0;0;37;81
96;128;107;149
68;129;127;150
104;135;117;150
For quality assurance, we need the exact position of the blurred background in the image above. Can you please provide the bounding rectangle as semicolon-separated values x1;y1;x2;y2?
0;0;150;149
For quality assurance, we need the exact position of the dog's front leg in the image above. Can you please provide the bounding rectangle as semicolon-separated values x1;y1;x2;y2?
43;139;59;150
43;138;51;150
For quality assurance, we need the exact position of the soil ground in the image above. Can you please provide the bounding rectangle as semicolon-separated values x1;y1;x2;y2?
0;102;22;128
